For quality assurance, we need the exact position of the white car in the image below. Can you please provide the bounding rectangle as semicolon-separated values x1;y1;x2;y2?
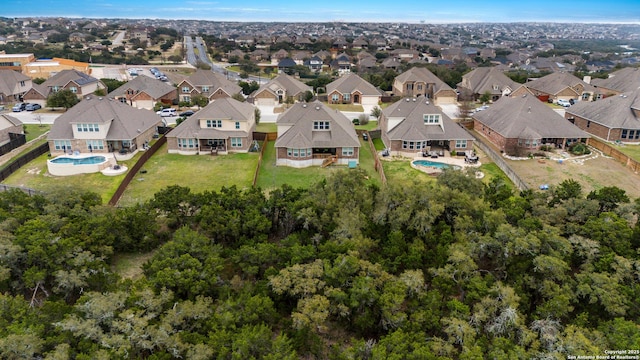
156;108;177;117
557;99;571;107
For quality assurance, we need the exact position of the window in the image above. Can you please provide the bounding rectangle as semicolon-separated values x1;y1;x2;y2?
19;81;25;87
342;147;354;156
231;138;242;148
287;148;311;158
52;86;60;93
343;93;351;102
178;138;197;148
331;93;339;102
54;140;71;151
235;121;240;129
182;86;190;93
417;84;423;90
313;121;330;130
587;121;591;128
70;86;78;94
76;123;99;132
206;120;222;128
423;114;440;124
622;129;628;139
202;86;209;93
86;140;104;150
455;140;467;148
402;141;426;150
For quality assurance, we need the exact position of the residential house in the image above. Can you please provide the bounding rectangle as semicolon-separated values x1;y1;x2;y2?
47;97;161;156
0;113;24;144
379;97;474;157
250;49;270;62
565;89;640;143
352;37;369;50
271;49;289;65
176;69;242;103
393;67;458;105
292;51;311;65
330;53;352;74
591;67;640;96
390;48;419;61
472;94;589;155
166;97;256;154
108;75;177;109
457;67;519;102
326;73;381;109
0;70;32;103
251;73;312;106
23;69;105;105
274;101;360;168
277;58;297;74
382;57;402;70
511;72;600;103
304;56;324;73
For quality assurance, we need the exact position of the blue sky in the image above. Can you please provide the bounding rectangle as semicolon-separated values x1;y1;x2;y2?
3;0;640;23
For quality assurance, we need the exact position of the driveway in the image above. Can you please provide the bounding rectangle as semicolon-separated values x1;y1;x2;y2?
5;110;59;124
439;103;460;119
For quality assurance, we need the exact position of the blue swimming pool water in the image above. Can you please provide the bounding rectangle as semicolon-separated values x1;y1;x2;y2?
412;160;460;170
50;156;107;165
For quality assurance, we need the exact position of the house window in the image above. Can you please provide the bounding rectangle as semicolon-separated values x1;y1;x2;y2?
183;96;191;102
402;141;426;150
70;86;78;94
342;147;354;156
235;121;240;129
331;94;339;102
178;138;197;148
202;86;209;93
287;148;311;157
423;114;440;124
76;123;99;132
417;84;423;90
182;86;190;93
343;93;350;102
52;86;60;93
19;81;25;87
86;140;104;150
206;120;222;128
622;129;628;139
313;121;330;130
54;140;71;151
231;138;242;148
455;140;467;148
587;121;591;128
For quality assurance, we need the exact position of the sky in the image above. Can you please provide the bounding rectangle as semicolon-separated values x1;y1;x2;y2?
3;0;640;23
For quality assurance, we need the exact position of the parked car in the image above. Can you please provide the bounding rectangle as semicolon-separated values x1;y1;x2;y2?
156;108;177;117
557;99;571;107
12;103;26;112
25;103;41;111
179;110;195;117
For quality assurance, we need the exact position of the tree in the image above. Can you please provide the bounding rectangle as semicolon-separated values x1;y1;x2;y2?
168;54;183;64
190;94;209;108
586;186;629;212
370;106;382;120
46;89;79;109
479;91;492;104
254;107;261;124
100;78;126;93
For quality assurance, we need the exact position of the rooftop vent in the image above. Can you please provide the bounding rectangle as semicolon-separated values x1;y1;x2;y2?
302;104;307;108
412;98;416;102
405;98;410;102
425;100;429;105
528;106;531;113
315;106;320;110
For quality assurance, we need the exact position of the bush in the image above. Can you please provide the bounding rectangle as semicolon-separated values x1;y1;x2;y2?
450;150;457;156
352;119;359;125
358;114;369;125
569;143;590;155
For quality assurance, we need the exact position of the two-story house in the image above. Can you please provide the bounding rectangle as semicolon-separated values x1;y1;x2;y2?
108;75;177;109
166;97;256;154
275;101;360;168
251;73;312;107
392;67;458;105
0;70;32;103
47;97;161;157
23;69;106;106
176;69;242;104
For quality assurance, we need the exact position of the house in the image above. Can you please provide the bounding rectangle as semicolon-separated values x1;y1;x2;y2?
108;75;177;109
274;101;360;168
278;58;297;74
326;73;381;108
304;55;324;73
271;49;289;65
457;67;519;102
330;53;352;74
382;57;402;70
251;73;312;106
379;97;474;157
390;48;420;61
591;67;640;96
472;94;589;155
0;70;32;104
23;69;105;104
511;72;600;103
0;113;24;145
166;97;256;155
565;89;640;143
393;67;458;105
47;97;161;156
176;69;242;103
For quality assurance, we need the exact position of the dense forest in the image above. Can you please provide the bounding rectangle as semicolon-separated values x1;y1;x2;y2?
0;169;639;359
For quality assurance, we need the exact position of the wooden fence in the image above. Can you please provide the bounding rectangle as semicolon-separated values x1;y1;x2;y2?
587;138;640;173
358;129;386;185
0;142;49;182
468;132;529;191
252;138;269;187
108;130;171;206
0;133;26;157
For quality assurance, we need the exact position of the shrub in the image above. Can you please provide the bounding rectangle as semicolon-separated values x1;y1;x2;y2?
569;143;590;155
358;113;369;125
352;119;359;125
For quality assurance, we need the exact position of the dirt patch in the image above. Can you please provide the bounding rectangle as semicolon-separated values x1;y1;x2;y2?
506;151;640;198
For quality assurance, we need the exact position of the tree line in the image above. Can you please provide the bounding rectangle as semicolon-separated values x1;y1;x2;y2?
0;170;638;359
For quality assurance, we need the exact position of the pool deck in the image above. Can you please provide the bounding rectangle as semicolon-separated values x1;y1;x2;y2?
412;154;481;168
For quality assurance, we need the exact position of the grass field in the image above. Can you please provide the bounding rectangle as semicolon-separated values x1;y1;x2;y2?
613;143;640;162
24;124;50;142
326;103;365;112
355;121;378;131
117;143;259;206
256;123;277;133
381;158;436;186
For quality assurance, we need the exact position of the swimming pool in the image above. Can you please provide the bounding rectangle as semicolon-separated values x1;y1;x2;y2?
412;159;461;170
49;156;107;165
47;155;113;176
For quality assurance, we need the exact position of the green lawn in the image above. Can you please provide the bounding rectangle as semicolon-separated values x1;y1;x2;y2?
381;158;436;186
478;162;514;187
355;121;378;131
256;123;277;133
255;139;381;192
613;144;640;162
24;124;50;142
326;103;364;112
117;143;259;206
2;152;135;204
